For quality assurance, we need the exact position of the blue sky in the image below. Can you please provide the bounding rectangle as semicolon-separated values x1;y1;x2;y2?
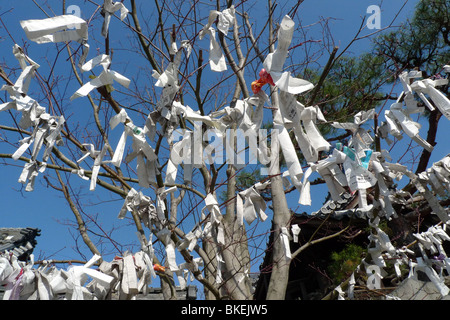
2;0;448;284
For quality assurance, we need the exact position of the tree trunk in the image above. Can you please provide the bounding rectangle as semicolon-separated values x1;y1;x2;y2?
265;91;292;300
203;236;220;300
265;174;292;300
221;122;252;299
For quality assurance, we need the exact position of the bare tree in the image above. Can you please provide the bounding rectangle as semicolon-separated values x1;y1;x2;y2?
1;0;450;301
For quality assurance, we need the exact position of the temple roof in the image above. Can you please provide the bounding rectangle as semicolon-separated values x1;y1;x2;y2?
0;227;41;261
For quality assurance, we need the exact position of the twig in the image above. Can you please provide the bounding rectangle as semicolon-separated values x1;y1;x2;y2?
307;46;339;106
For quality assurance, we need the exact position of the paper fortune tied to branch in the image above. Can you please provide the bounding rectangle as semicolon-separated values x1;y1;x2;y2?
70;54;131;100
101;0;129;37
199;6;235;72
263;15;314;95
20;15;88;44
20;15;90;68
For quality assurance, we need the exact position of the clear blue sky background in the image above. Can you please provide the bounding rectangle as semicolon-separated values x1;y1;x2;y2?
3;0;447;273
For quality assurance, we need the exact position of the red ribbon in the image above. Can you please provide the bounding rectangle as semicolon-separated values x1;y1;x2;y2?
251;69;274;94
153;264;166;272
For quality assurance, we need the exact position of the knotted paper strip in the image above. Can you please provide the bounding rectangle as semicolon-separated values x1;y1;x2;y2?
199;6;235;72
101;0;129;37
20;15;89;68
70;54;131;100
263;15;314;94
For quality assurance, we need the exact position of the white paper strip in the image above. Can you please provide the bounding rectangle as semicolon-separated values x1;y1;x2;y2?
101;0;129;37
273;108;303;185
237;182;269;225
291;224;301;243
263;15;314;94
20;15;89;68
20;15;88;44
199;6;235;72
280;227;292;261
411;77;450;120
70;54;131;100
